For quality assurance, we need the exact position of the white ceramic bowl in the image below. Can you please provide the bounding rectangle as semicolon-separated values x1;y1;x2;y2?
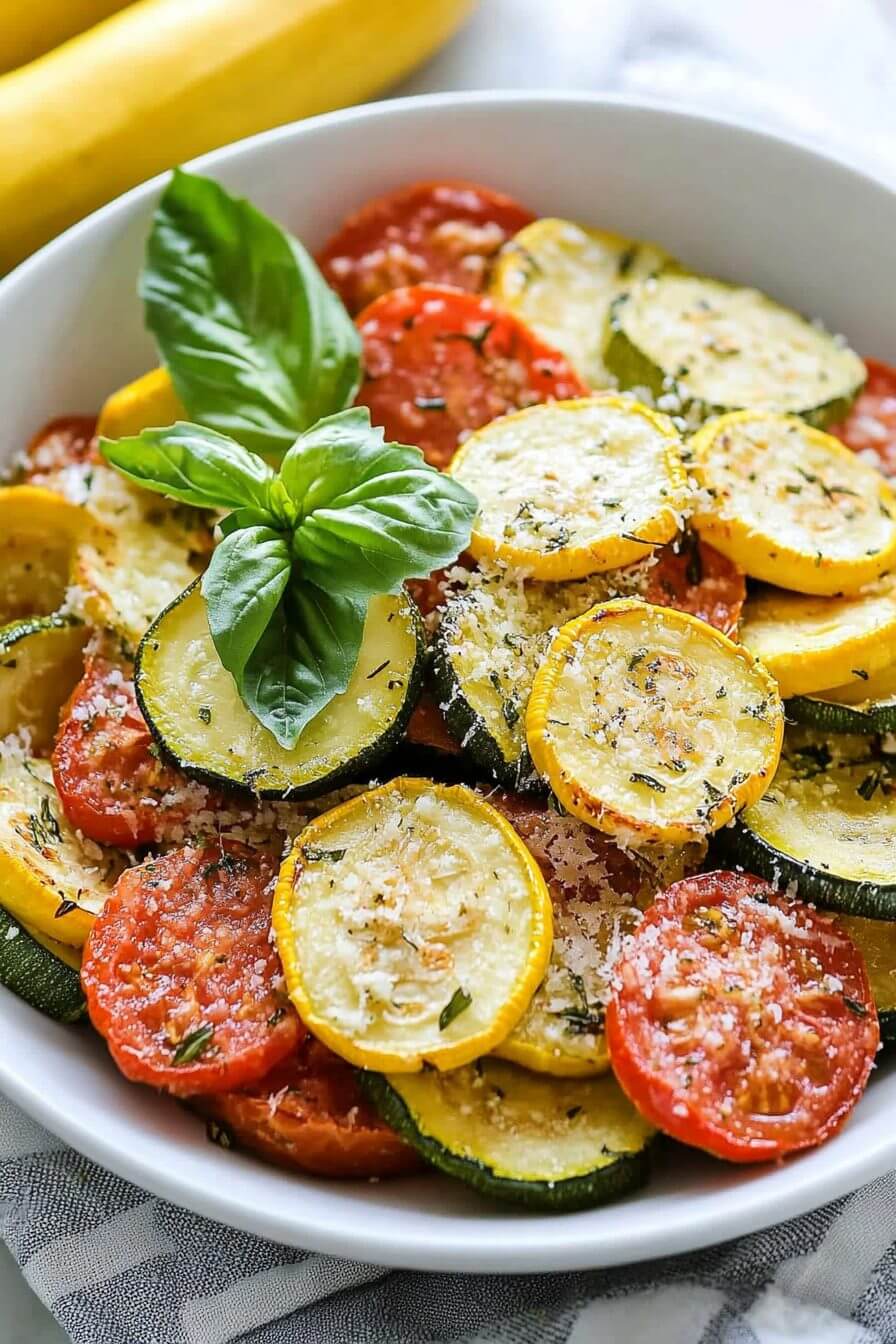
1;92;895;1274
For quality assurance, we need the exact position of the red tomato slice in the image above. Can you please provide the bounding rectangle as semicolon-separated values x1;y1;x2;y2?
356;284;590;469
52;656;228;848
487;792;643;901
607;871;878;1163
194;1037;420;1178
24;415;99;487
82;840;302;1096
643;536;746;638
404;693;461;757
831;358;896;478
318;179;534;315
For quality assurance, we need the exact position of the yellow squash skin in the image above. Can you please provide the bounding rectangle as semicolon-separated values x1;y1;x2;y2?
0;0;133;74
740;580;896;698
692;410;896;596
273;777;553;1073
0;0;476;271
527;599;784;846
97;368;186;439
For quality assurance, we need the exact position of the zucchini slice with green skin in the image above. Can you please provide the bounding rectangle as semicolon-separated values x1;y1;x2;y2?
0;904;85;1022
838;915;896;1042
136;582;425;798
788;663;896;736
0;615;88;752
430;564;649;791
726;729;896;918
359;1058;653;1211
489;217;672;388
604;274;865;429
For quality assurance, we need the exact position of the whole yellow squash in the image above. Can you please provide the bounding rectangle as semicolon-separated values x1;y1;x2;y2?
0;0;475;272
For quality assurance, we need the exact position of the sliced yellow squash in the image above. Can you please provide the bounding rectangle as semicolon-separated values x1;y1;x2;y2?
740;579;896;698
527;599;783;846
20;921;82;972
692;411;896;595
839;915;896;1038
0;616;88;753
96;368;186;440
0;485;89;623
0;754;125;946
68;464;209;653
273;778;552;1072
489;218;671;387
447;396;688;580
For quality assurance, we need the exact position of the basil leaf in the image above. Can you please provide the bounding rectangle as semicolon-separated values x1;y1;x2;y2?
285;409;477;599
99;422;275;513
201;526;291;686
241;581;366;750
142;169;360;459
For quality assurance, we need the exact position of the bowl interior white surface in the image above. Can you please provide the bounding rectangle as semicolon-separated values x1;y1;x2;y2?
1;93;895;1273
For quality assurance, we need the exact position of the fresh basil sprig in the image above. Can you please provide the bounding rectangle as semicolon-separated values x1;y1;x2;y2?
141;169;361;460
100;408;476;749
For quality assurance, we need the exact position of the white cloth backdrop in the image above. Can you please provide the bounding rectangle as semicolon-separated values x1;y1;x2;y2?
4;2;896;1340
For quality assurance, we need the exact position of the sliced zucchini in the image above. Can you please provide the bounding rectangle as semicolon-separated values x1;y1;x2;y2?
0;485;88;624
0;754;125;946
604;274;865;428
838;915;896;1041
447;396;687;581
788;663;896;736
97;367;186;440
0;904;85;1022
359;1058;653;1211
730;728;896;918
137;583;425;798
692;411;896;596
0;616;88;753
431;564;638;790
740;579;896;699
273;778;552;1072
489;218;671;388
527;599;784;846
70;464;209;655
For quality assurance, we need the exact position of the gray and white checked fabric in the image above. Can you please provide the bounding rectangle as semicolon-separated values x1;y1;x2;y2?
3;1090;896;1344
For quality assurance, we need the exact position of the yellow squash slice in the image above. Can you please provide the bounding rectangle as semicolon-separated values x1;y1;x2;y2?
0;755;125;946
0;485;89;623
273;778;552;1072
740;579;896;698
96;368;186;440
692;411;896;595
527;599;783;846
489;218;670;387
447;396;688;580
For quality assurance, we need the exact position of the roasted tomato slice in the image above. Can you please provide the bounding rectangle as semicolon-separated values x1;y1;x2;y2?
24;415;99;487
82;840;301;1095
404;693;461;757
318;179;534;314
52;655;227;848
831;358;896;478
643;535;746;637
195;1036;420;1178
356;285;589;469
607;871;878;1163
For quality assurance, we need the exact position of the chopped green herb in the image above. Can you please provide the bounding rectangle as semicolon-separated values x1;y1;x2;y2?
439;986;472;1031
198;705;212;724
629;772;666;793
303;846;347;863
843;995;868;1018
172;1024;216;1065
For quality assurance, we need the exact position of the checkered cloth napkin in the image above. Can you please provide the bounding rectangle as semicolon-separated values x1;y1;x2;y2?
5;2;896;1341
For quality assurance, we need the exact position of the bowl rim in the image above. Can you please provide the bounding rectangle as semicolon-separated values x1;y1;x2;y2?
1;89;895;1272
